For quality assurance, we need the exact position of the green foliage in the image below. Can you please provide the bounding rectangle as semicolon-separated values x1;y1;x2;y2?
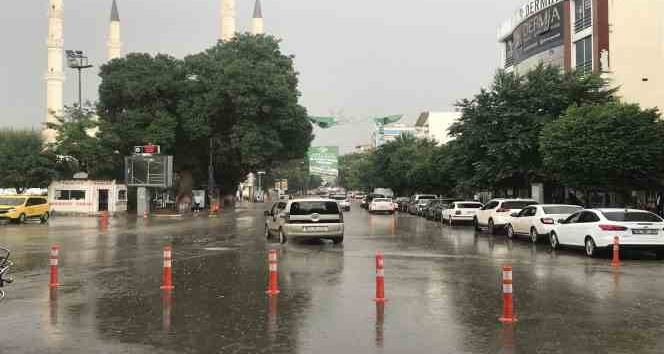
450;64;616;191
270;159;322;193
0;129;57;193
339;135;457;196
47;106;120;179
540;103;664;192
97;34;313;194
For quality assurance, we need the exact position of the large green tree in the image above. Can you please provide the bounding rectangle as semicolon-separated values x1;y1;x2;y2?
96;34;313;197
450;65;617;193
47;105;120;179
540;103;664;195
0;129;57;193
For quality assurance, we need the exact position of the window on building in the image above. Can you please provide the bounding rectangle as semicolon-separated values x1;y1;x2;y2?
118;190;127;201
575;36;592;73
55;190;86;201
575;0;592;32
505;39;514;68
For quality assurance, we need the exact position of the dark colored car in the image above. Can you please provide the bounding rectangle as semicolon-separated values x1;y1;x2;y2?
419;199;438;217
428;200;450;220
395;197;410;212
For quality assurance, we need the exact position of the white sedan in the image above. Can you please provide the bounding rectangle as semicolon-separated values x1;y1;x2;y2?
506;204;582;242
442;201;483;226
369;198;395;215
548;209;664;257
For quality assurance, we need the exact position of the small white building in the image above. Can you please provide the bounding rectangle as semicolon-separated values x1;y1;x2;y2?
415;111;461;145
48;180;128;216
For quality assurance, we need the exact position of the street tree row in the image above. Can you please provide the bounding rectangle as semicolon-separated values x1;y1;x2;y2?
340;65;664;203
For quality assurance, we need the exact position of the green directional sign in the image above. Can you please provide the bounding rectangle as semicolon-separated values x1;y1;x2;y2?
308;146;339;181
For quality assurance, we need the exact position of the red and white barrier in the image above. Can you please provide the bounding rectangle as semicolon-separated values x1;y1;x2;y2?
499;266;516;323
266;250;280;295
612;236;620;267
160;245;174;290
49;245;60;287
373;252;387;302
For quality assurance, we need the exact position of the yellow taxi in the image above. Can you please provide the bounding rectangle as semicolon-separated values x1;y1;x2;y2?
0;196;50;224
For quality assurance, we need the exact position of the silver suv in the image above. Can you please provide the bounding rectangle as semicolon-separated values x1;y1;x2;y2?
264;198;344;244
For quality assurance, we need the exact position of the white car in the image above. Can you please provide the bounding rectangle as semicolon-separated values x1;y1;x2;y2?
264;199;344;244
549;209;664;258
505;204;582;242
474;199;538;234
329;194;351;211
442;201;484;226
369;198;395;215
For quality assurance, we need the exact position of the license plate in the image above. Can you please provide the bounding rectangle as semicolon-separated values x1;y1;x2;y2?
632;229;658;235
304;226;328;232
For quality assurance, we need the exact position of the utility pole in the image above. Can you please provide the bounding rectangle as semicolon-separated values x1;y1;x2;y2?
65;50;93;108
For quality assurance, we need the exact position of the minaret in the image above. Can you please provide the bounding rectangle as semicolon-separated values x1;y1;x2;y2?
220;0;236;41
107;0;122;60
252;0;264;35
44;0;65;144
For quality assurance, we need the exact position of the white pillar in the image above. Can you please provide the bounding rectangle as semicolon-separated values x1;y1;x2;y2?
220;0;236;41
252;0;264;35
108;0;122;60
45;0;65;144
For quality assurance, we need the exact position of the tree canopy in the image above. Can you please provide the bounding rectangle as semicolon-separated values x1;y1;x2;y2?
540;103;664;193
0;129;57;193
96;34;313;194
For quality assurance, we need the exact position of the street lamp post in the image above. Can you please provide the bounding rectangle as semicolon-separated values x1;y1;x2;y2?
65;50;94;108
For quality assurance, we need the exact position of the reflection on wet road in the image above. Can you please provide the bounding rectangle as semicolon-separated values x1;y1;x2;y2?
1;203;664;353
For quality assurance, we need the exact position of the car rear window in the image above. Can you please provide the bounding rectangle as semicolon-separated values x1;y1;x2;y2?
330;195;346;200
290;201;340;215
543;206;582;214
458;203;483;209
374;198;392;202
502;201;538;209
418;195;436;200
602;211;663;222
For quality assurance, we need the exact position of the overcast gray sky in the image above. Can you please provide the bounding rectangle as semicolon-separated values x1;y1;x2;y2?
1;0;525;153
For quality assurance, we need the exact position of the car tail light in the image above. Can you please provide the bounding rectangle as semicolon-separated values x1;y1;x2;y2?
455;210;462;215
540;218;554;225
496;208;510;213
598;224;628;231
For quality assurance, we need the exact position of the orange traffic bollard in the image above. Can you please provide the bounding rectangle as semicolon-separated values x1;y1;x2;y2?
160;245;174;290
499;266;517;323
612;236;620;267
266;250;280;296
373;252;387;302
48;245;60;287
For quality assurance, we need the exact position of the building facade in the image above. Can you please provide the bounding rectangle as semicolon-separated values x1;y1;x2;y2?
48;180;128;215
415;112;461;145
498;0;664;111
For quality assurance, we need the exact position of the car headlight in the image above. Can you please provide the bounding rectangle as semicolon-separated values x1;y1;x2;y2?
8;209;16;213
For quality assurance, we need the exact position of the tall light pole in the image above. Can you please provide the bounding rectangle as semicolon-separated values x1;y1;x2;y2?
65;50;93;108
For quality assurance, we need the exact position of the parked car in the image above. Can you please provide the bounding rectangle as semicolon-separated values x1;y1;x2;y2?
395;197;410;212
474;199;538;234
408;194;438;215
506;204;582;242
328;194;351;211
442;201;484;226
264;198;344;244
369;198;395;215
548;209;664;258
0;196;50;224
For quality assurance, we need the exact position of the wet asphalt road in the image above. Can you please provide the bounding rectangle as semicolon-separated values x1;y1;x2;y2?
1;203;664;353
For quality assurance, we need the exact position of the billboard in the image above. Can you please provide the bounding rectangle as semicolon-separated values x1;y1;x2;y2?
308;146;339;181
507;2;565;66
125;155;174;188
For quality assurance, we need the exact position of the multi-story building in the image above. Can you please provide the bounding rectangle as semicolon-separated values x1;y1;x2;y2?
498;0;663;111
373;123;421;147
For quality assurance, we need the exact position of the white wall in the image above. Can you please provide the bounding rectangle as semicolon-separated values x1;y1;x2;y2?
609;0;664;111
426;112;461;145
